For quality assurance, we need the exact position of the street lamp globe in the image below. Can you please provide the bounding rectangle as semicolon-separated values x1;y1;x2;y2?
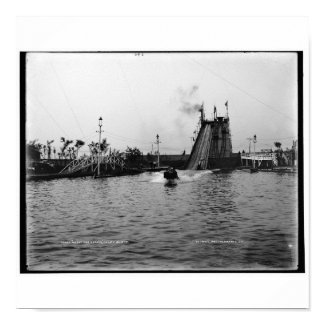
99;117;103;127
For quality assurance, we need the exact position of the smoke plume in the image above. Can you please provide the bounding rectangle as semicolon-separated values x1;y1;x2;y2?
177;85;202;115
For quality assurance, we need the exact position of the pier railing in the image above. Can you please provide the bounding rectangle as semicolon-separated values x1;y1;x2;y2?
59;154;126;174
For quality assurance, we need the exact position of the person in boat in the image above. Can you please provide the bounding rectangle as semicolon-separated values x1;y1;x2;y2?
171;167;178;178
164;166;179;180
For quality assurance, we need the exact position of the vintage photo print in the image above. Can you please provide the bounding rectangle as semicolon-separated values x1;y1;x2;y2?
21;51;304;273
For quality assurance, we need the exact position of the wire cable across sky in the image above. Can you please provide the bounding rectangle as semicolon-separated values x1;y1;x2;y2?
185;54;297;123
51;62;86;138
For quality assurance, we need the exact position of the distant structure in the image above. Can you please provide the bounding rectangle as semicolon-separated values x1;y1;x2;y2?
26;144;41;162
186;102;240;170
209;107;233;161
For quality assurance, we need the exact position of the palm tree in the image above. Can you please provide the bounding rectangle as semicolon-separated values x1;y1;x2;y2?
71;147;78;159
67;147;73;159
111;148;122;157
42;145;47;159
60;137;66;156
74;139;85;158
88;141;98;155
60;137;73;158
46;140;54;159
274;142;283;166
100;138;109;154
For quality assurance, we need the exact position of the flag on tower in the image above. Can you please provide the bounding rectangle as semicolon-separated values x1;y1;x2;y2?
225;100;229;117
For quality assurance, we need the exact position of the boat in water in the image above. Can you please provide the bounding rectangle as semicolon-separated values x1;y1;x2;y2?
164;167;179;185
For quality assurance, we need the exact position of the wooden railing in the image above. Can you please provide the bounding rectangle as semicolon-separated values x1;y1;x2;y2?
59;154;125;174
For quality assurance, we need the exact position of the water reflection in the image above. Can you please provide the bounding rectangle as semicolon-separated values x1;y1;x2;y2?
26;170;298;271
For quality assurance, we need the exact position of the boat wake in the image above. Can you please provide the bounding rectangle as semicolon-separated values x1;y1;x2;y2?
141;170;212;184
178;170;212;183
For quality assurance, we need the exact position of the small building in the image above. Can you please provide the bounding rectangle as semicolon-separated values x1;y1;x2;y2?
241;151;275;168
26;144;41;162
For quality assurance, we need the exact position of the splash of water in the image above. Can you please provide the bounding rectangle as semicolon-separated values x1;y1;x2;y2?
143;170;212;184
178;170;212;183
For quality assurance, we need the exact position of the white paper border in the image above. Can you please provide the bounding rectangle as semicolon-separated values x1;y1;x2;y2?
16;17;309;308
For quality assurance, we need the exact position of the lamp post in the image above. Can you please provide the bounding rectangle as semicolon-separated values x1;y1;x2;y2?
156;134;161;168
97;117;103;176
253;134;257;168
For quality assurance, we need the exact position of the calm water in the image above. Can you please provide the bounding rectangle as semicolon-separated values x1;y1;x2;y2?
26;170;298;271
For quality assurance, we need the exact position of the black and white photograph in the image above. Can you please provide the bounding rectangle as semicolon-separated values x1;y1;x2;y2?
21;51;304;272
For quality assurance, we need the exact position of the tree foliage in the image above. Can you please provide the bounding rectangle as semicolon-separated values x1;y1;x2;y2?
75;139;85;149
100;138;109;154
274;142;286;166
88;138;110;156
60;137;73;158
125;146;142;161
88;141;98;155
46;140;54;159
75;139;85;158
28;139;43;152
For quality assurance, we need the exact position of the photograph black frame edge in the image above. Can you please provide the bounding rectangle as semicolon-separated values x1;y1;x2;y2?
20;51;305;274
20;52;27;273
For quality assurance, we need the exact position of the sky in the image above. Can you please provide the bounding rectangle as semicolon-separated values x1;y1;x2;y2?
26;52;298;155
